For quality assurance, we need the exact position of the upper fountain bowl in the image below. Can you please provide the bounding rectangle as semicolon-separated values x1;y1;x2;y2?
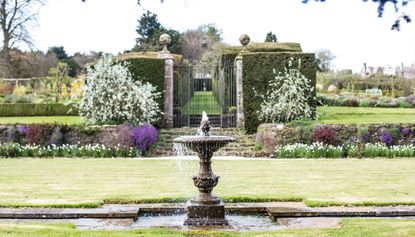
173;136;236;153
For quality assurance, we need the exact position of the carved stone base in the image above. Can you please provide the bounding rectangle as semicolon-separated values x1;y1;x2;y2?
184;200;228;226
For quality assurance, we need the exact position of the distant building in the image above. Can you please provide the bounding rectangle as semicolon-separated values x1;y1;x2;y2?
359;64;415;79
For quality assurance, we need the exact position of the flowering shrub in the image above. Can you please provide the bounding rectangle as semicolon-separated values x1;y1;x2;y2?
0;143;139;158
312;126;338;145
78;55;161;125
132;124;157;154
258;58;314;123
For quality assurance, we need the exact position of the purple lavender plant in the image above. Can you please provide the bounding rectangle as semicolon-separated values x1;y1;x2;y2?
380;131;393;146
132;124;157;154
16;125;27;135
401;127;412;137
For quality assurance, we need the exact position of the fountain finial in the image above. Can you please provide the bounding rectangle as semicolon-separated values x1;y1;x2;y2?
198;111;211;136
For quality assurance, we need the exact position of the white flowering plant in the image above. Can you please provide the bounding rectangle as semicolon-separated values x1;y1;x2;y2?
78;55;161;125
258;58;314;123
274;142;415;159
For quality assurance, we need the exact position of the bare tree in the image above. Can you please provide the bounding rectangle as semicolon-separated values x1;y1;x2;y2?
0;0;44;75
315;48;336;73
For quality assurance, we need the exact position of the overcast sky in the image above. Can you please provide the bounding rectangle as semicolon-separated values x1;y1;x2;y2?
32;0;415;72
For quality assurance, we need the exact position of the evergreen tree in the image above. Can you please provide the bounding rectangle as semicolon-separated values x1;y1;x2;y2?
265;31;277;42
133;11;182;54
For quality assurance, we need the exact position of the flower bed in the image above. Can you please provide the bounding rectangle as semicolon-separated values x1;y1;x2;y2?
0;143;139;158
257;123;415;151
318;94;415;108
275;143;415;158
0;124;158;157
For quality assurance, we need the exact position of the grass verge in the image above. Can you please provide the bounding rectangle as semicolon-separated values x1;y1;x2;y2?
318;106;415;124
1;219;415;236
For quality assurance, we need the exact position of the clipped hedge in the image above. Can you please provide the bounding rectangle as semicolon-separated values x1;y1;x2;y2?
221;42;302;65
0;103;78;116
243;52;317;133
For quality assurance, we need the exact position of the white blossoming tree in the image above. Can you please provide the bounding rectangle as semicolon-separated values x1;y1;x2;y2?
259;58;314;123
78;55;161;125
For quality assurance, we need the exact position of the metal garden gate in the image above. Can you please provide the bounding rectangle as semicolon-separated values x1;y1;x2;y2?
173;63;236;127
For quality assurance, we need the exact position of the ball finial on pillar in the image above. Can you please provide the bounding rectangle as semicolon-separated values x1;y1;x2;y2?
239;34;250;52
159;33;171;52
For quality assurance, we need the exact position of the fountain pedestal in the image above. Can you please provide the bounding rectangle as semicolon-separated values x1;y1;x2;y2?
184;150;228;226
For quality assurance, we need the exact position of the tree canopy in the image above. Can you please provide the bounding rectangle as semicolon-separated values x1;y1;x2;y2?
132;11;181;54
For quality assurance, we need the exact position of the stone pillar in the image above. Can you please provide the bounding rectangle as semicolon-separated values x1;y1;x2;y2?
158;33;174;128
235;34;250;128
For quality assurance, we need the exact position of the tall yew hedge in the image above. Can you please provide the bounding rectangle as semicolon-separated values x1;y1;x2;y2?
242;52;317;133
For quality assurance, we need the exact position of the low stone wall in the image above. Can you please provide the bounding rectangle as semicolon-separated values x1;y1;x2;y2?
0;125;120;147
257;123;415;151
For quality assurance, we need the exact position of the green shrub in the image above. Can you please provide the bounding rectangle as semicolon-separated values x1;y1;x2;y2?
2;94;32;103
359;98;370;107
2;95;15;103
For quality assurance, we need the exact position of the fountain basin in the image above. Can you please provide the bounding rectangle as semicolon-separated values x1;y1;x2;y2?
173;136;236;153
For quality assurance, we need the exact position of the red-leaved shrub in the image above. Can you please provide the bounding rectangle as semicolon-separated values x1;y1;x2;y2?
312;126;338;145
26;124;43;144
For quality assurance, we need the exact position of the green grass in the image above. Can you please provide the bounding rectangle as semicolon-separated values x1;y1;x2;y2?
1;106;415;125
1;219;415;236
0;159;414;207
182;91;222;115
0;116;83;125
318;106;415;124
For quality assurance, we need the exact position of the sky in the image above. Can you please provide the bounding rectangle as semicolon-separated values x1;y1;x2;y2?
32;0;415;73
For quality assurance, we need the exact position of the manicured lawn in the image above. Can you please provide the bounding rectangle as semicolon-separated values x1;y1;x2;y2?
182;91;222;115
0;159;414;207
1;219;415;236
2;106;415;125
0;116;83;125
318;106;415;124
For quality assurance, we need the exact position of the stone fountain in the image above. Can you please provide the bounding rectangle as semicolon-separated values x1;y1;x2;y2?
173;112;235;226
